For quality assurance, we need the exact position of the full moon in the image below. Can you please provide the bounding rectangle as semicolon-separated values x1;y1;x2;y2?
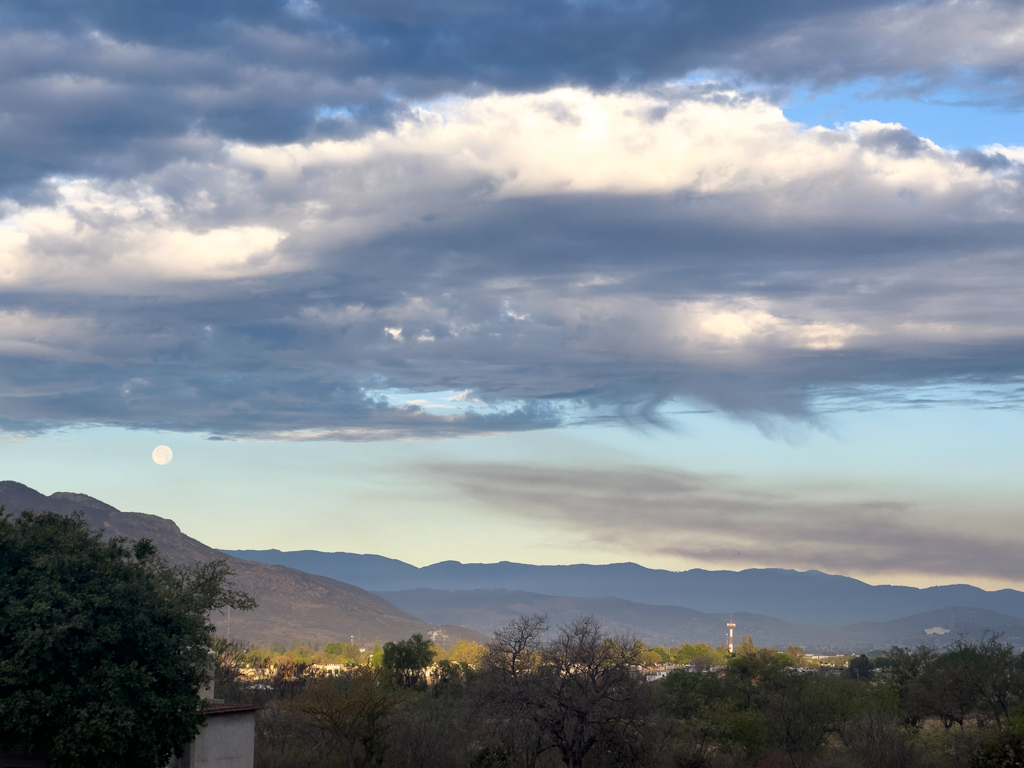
152;445;173;465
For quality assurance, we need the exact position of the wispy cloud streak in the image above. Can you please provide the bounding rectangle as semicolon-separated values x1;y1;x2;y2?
430;461;1024;582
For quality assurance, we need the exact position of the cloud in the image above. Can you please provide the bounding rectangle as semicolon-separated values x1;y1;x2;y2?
5;89;1016;292
3;86;1024;434
0;308;96;360
428;461;1024;583
0;179;287;289
729;0;1024;99
6;0;1024;200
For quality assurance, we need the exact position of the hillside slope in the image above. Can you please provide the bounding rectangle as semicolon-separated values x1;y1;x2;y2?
0;481;484;648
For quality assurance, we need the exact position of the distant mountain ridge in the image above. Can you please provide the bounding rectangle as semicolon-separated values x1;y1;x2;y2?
222;549;1024;627
0;482;485;648
375;588;1024;653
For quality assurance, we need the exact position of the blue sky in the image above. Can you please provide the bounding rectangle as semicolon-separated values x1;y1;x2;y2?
3;0;1024;589
4;398;1022;589
784;82;1024;149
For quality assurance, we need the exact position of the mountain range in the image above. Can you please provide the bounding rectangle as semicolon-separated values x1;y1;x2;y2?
223;549;1024;627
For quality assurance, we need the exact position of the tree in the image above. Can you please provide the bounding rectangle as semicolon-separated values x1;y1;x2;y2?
447;639;486;667
381;633;435;687
881;645;939;726
0;510;254;768
672;642;728;670
532;616;651;768
849;654;874;680
949;634;1017;724
786;646;807;668
725;648;794;708
657;669;736;767
484;613;548;678
842;708;919;768
478;614;550;768
761;679;831;768
291;666;404;767
325;640;363;661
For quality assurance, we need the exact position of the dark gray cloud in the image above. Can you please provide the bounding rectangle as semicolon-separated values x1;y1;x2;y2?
427;461;1024;581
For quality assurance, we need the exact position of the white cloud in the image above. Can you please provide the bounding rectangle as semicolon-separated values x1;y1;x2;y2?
0;180;287;291
224;88;1011;234
4;86;1020;297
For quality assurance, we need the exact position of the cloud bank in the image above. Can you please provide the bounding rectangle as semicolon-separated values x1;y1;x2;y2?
2;85;1024;435
3;0;1024;437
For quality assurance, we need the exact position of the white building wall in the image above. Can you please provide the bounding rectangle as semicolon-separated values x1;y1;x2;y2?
192;713;255;768
164;710;256;768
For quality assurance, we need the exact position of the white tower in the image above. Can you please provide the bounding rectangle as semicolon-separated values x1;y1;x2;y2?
727;621;736;654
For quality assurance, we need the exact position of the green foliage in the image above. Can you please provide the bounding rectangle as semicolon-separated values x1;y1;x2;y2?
648;644;672;663
382;633;436;687
671;642;730;668
737;635;757;656
270;641;286;655
971;712;1024;767
849;653;874;680
288;644;318;664
445;640;486;667
658;669;729;720
324;640;363;661
0;510;254;768
879;635;1023;731
786;645;807;667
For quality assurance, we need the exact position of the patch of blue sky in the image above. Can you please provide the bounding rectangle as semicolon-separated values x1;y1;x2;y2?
782;79;1024;150
674;70;1024;149
366;388;496;413
316;106;353;119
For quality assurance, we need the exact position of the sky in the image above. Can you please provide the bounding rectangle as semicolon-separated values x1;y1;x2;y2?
2;0;1024;590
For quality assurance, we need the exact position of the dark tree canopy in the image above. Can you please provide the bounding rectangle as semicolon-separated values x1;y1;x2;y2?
0;509;255;768
381;633;436;688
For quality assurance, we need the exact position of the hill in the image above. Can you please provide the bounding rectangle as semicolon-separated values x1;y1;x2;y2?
0;481;485;649
224;549;1024;627
377;588;1024;653
376;588;805;648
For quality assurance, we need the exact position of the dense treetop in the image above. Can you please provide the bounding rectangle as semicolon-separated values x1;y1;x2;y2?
0;509;255;768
